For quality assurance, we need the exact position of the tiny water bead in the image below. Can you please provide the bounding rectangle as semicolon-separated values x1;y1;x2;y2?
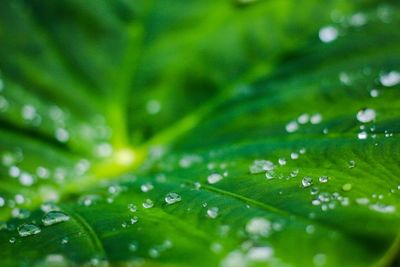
319;26;338;43
302;177;313;188
356;108;376;123
142;199;154;209
285;121;299;133
319;176;329;183
247;246;274;261
130;216;139;225
165;192;181;205
249;160;274;174
246;217;271;236
358;131;368;140
207;207;219;219
42;211;70;226
207;173;223;184
348;160;356;169
342;183;352;192
380;71;400;87
140;183;154;193
18;223;41;237
128;203;137;212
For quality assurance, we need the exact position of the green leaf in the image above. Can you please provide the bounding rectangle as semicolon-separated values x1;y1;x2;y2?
0;1;400;266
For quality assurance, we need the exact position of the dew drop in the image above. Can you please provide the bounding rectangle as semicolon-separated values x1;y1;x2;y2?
146;99;162;115
42;211;70;226
370;89;379;98
310;113;323;124
247;246;274;261
342;183;352;192
356;108;376;123
207;207;219;219
246;217;271;236
130;216;139;225
18;223;41;237
142;199;154;209
249;160;274;174
129;241;139;252
61;237;69;245
302;177;313;188
165;192;181;205
207;173;223;184
380;71;400;87
140;183;154;193
128;203;137;212
319;26;338;43
348;160;356;169
358;131;368;140
9;237;16;244
319;176;329;183
286;121;299;133
370;203;395;213
21;105;37;121
55;128;69;143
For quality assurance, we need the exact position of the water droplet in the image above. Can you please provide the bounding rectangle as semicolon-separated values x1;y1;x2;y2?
0;197;4;207
128;203;137;212
342;183;352;192
380;71;400;87
61;237;69;245
246;217;271;236
356;198;370;205
194;182;201;190
319;176;329;183
149;248;160;258
370;203;395;213
21;105;37;121
207;173;223;184
290;152;299;160
18;223;41;237
298;113;309;124
36;166;50;179
348;160;356;169
207;207;219;219
247;246;274;261
278;158;286;166
358;131;368;140
8;166;20;178
302;177;313;188
286;121;299;133
265;170;275;180
0;96;9;112
249;160;274;174
128;241;139;252
356;108;376;123
370;89;379;98
42;211;70;226
130;216;139;225
140;183;154;193
310;113;323;124
290;169;299;177
55;128;69;143
313;253;327;266
349;12;367;27
319;26;338;43
19;172;34;186
142;199;154;209
165;192;181;205
146;99;162;115
9;237;16;243
306;225;315;234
